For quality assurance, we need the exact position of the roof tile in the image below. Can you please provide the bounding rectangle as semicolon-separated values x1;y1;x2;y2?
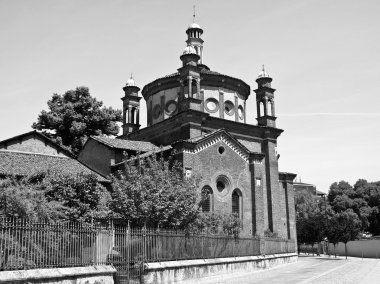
91;136;158;152
0;150;108;182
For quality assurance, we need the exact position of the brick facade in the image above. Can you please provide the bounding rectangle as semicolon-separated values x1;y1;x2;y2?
78;20;297;240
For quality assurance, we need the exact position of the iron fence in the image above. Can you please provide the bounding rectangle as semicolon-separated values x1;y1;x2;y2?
0;218;112;271
264;237;296;255
0;218;296;283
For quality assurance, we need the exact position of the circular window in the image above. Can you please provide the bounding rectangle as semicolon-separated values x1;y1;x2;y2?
204;98;219;113
224;101;235;116
217;181;225;191
216;175;230;193
153;104;162;119
238;105;244;120
165;100;177;115
218;146;225;154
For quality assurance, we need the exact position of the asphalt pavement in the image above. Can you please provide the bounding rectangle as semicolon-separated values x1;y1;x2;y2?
192;255;380;284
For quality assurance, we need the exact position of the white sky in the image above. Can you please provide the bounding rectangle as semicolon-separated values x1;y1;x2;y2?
1;0;379;193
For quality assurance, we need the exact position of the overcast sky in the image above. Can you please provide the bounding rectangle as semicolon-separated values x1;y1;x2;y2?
1;0;379;192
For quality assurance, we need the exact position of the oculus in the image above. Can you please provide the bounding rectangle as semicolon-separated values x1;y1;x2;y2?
224;100;235;116
165;100;178;115
216;175;230;193
204;98;219;113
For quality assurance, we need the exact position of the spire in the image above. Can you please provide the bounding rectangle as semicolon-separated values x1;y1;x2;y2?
186;8;204;64
193;5;196;23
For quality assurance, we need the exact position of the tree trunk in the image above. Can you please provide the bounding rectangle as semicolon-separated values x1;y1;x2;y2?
334;244;336;258
345;242;347;259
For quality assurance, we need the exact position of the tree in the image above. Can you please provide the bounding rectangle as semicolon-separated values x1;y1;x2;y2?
334;209;361;259
32;87;122;155
325;207;341;258
328;180;380;235
295;190;327;254
188;211;242;237
41;172;110;222
0;172;109;223
353;179;380;235
109;152;202;229
0;175;66;221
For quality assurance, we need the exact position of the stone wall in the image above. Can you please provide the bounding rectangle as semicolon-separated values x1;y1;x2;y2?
143;253;297;284
0;265;116;284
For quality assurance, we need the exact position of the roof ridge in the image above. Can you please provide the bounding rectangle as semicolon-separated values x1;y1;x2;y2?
90;135;117;148
0;149;70;159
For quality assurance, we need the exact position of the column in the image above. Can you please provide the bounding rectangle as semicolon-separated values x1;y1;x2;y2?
263;99;268;116
196;78;200;99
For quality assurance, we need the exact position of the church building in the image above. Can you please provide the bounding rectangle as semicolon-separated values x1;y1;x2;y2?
78;20;297;239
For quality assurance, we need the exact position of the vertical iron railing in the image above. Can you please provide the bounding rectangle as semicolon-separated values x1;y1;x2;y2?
0;218;113;271
1;217;296;282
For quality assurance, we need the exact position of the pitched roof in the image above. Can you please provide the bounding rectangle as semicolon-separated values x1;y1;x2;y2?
90;136;158;152
112;145;173;168
0;150;108;182
237;139;260;153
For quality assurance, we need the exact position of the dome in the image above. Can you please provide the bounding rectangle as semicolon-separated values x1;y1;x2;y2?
188;22;201;29
258;66;270;79
125;76;136;87
183;45;197;55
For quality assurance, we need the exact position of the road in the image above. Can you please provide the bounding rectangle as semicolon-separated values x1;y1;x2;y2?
193;255;380;284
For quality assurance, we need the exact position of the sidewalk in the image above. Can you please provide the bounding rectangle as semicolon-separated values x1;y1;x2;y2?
190;255;380;284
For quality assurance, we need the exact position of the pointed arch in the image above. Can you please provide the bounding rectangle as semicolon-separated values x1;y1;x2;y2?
232;188;242;218
201;186;213;212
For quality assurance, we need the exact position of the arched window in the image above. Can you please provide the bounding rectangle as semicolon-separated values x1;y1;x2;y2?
232;189;242;217
201;186;213;212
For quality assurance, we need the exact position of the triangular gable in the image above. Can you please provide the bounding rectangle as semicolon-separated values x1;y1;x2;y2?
0;130;73;158
183;129;253;162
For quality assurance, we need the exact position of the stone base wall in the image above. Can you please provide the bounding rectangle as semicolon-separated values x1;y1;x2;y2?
0;265;116;284
143;253;297;284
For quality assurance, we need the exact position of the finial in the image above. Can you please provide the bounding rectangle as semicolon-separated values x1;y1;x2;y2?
193;5;196;23
258;65;270;79
130;73;133;79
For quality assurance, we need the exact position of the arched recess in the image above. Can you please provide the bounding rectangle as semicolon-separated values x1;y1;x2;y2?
259;101;265;117
232;188;242;218
267;101;272;116
201;186;213;212
130;107;136;124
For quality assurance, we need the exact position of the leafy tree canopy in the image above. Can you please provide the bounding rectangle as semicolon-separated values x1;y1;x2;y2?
109;152;202;229
32;87;122;156
328;180;380;234
0;172;109;223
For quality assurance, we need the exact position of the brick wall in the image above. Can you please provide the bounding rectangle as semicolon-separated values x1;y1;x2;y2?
183;140;254;235
0;135;67;157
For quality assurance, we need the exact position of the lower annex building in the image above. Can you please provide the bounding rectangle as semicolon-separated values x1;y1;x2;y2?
78;19;297;239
